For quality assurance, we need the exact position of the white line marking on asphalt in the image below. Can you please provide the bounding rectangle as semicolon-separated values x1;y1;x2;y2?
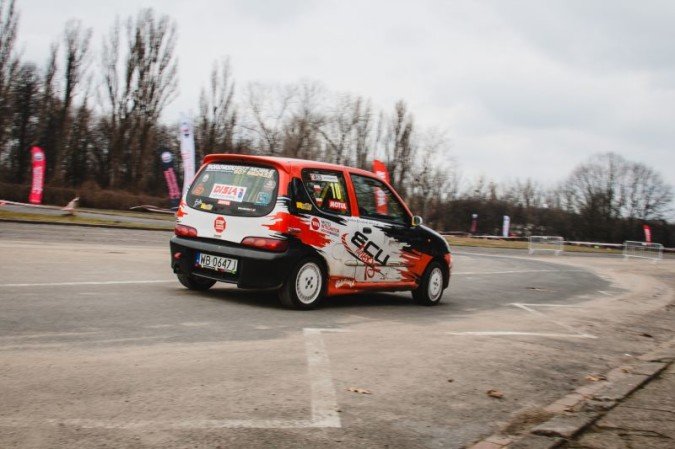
0;336;169;351
598;290;613;296
0;328;346;429
0;331;100;340
515;303;584;308
447;303;597;339
446;331;594;338
453;269;584;275
303;328;347;428
511;303;597;338
0;280;175;287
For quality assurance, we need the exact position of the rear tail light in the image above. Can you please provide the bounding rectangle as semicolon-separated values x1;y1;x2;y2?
175;224;198;238
241;237;288;252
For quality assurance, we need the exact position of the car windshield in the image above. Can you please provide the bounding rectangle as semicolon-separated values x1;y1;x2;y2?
186;163;278;217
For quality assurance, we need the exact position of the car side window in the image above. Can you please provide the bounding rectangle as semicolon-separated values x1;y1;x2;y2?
351;174;408;225
301;170;351;216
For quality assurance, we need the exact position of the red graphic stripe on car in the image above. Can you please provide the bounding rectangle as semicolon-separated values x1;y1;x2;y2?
263;211;331;248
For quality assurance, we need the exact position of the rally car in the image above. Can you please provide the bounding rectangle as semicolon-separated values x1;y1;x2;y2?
170;155;452;309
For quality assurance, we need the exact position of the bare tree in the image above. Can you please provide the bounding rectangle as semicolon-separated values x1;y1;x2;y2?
561;152;672;239
281;80;323;159
243;82;294;155
315;93;357;165
0;0;19;155
51;19;92;183
196;57;237;158
353;97;374;170
384;100;415;193
8;63;39;183
100;9;178;189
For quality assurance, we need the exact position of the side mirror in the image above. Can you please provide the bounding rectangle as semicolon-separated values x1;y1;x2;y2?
412;215;423;227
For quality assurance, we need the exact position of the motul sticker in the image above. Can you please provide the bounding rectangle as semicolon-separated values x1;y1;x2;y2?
214;216;226;233
328;200;347;211
210;183;247;202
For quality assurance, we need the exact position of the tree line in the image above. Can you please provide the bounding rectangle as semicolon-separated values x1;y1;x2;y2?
0;0;672;243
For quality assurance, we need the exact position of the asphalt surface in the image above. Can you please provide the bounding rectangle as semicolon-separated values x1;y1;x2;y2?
0;222;672;449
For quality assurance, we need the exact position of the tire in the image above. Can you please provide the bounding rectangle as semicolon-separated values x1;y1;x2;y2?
412;261;445;306
279;258;326;310
177;273;216;291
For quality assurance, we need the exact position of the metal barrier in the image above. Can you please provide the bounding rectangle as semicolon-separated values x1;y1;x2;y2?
529;236;564;255
623;241;663;262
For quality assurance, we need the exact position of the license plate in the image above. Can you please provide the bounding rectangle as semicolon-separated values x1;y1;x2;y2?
196;252;238;274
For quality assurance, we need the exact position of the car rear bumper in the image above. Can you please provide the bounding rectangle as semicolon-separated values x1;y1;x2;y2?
170;236;302;289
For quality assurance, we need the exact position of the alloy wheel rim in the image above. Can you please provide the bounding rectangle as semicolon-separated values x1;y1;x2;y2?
296;263;322;304
428;268;443;301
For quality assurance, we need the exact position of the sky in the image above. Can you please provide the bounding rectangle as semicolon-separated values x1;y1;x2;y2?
13;0;675;191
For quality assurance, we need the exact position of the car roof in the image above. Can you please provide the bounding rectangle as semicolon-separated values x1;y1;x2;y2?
202;153;381;178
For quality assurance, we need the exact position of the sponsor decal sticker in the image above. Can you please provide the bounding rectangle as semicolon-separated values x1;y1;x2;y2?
209;183;247;202
263;179;276;190
214;216;226;233
319;220;340;236
310;217;321;231
328;200;347;211
217;200;231;206
192;183;205;196
255;191;271;205
310;173;339;183
335;278;356;289
193;198;203;208
296;201;312;211
205;164;275;178
201;173;209;182
341;232;390;280
161;151;173;163
199;203;213;211
237;206;256;212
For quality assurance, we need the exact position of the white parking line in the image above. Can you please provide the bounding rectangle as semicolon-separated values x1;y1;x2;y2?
0;280;175;287
0;328;345;429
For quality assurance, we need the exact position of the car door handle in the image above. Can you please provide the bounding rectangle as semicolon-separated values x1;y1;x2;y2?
363;227;372;234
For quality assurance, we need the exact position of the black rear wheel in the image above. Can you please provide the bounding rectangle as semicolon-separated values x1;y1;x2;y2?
177;273;216;291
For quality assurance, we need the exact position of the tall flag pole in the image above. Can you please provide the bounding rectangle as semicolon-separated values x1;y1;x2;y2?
29;146;46;204
179;114;196;197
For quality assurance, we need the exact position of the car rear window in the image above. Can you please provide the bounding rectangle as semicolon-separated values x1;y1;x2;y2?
186;163;278;217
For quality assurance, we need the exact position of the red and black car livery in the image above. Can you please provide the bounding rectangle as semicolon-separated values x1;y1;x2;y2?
170;154;452;309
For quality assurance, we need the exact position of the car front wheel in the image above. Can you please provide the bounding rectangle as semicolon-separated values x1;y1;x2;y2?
412;261;445;306
279;258;325;310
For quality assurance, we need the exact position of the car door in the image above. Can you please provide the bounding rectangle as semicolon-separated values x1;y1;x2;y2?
300;169;358;282
349;173;413;283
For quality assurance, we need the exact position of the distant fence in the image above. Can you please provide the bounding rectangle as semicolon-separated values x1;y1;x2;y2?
623;241;663;262
528;236;564;255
